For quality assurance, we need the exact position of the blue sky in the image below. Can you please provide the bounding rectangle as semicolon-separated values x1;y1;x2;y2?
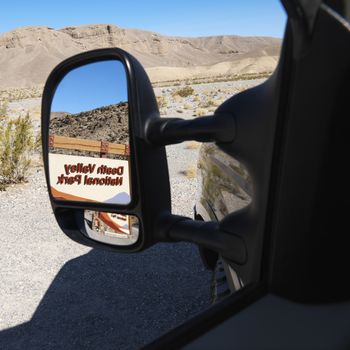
0;0;286;38
52;60;128;113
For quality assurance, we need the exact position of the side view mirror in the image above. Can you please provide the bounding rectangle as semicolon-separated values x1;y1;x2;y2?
42;48;245;262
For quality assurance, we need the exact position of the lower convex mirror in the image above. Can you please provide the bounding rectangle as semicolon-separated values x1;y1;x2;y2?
84;211;139;246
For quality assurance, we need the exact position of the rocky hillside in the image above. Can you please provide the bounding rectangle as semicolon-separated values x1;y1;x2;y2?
49;102;129;145
0;25;281;88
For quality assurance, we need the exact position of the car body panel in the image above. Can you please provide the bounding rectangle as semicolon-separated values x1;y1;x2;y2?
184;294;350;350
196;142;253;288
196;143;252;223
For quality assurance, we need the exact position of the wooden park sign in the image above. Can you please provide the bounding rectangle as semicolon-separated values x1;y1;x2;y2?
49;134;130;157
49;135;131;204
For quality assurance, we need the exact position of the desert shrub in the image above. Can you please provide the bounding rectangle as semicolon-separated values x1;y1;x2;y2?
0;111;35;189
200;99;216;108
34;133;42;153
194;108;207;117
172;95;182;103
156;95;167;109
0;100;8;116
185;141;200;150
181;164;197;179
214;98;225;106
173;86;194;98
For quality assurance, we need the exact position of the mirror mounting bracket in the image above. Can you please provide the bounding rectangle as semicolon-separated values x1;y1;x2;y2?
157;214;247;265
146;113;236;146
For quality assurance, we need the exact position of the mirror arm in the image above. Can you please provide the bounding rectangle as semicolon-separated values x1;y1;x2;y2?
146;113;236;146
165;217;247;265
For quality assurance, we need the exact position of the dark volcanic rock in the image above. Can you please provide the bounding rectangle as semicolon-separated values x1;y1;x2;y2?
49;102;129;145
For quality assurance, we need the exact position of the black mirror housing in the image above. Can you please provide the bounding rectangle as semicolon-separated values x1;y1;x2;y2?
42;48;171;252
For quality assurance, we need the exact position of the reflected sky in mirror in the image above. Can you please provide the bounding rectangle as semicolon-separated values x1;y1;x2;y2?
52;60;127;114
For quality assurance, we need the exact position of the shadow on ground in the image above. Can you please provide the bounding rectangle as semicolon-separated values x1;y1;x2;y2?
0;243;211;350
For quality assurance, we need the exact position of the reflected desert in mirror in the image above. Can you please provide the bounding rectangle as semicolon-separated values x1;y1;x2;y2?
48;60;132;205
84;211;139;246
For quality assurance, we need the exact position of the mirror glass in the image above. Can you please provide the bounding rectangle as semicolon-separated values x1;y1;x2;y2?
48;60;131;205
84;211;139;245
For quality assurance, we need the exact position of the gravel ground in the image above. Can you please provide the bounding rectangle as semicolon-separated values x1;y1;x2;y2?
154;78;265;118
0;143;207;350
0;79;263;349
0;167;211;349
166;142;200;218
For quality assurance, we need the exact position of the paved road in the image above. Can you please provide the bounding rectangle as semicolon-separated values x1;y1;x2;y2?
0;168;211;349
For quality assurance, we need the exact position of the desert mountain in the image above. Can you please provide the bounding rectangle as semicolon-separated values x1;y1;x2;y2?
0;24;281;89
50;103;129;144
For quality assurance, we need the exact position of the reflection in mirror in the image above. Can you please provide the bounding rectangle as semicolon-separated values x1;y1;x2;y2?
197;143;252;221
48;60;131;205
84;210;139;246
